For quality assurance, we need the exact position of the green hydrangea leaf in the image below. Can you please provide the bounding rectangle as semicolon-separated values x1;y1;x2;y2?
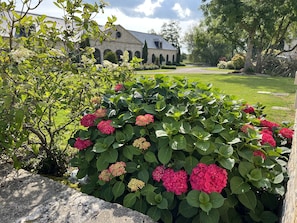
209;192;225;209
237;190;257;210
158;145;172;164
123;193;137;208
186;190;200;208
200;208;220;223
230;176;251;194
179;200;198;218
112;181;125;200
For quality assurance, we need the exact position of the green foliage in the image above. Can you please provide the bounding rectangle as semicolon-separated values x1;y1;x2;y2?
70;75;291;222
104;51;118;64
184;23;233;66
0;0;138;175
201;0;297;72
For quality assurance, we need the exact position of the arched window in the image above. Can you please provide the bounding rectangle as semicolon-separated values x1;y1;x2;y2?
116;50;123;62
152;54;156;63
166;55;169;63
159;54;163;65
104;49;111;56
172;55;175;63
135;51;141;58
128;50;133;61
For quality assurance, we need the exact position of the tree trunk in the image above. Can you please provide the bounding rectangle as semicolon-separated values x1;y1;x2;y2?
255;48;263;73
243;35;255;73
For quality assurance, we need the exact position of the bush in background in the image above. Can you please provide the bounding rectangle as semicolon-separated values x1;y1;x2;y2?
231;54;245;70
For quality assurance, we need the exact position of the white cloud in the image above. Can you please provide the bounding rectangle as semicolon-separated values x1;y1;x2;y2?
134;0;164;16
95;7;167;34
172;3;191;19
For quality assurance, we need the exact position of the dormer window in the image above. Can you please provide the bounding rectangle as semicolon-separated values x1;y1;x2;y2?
154;39;162;49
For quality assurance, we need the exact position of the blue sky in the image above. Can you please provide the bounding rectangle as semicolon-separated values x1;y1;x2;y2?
17;0;204;52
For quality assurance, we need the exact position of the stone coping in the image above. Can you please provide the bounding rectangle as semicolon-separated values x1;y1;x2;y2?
281;109;297;223
0;164;155;223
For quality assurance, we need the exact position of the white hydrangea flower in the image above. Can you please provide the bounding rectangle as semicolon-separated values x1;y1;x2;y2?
10;47;35;63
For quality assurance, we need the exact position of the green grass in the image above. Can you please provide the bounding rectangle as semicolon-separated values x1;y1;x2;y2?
136;69;296;124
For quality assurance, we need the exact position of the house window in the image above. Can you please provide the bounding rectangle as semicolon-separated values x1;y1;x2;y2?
154;39;163;49
15;24;36;37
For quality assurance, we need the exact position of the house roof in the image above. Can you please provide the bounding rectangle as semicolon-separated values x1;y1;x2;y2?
128;30;176;51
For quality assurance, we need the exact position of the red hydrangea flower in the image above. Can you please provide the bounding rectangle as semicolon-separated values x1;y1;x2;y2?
260;119;280;131
241;124;254;133
261;133;276;147
253;150;266;160
243;105;255;114
190;163;227;194
74;138;93;150
97;120;115;134
280;128;294;139
261;128;273;136
80;113;97;127
135;114;154;126
115;83;124;92
161;168;188;195
152;165;166;182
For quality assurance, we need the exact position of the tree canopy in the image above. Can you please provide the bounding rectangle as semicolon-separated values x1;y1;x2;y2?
201;0;297;72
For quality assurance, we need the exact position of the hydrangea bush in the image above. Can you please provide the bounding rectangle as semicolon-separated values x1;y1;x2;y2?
69;75;293;223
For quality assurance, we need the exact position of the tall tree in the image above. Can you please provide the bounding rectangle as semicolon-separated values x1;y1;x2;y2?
184;23;233;66
142;40;148;63
201;0;297;73
160;20;181;48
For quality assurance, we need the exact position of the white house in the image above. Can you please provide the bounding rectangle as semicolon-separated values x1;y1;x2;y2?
0;11;178;64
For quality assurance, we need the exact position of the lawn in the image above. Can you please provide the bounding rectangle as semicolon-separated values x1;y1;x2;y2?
136;69;296;124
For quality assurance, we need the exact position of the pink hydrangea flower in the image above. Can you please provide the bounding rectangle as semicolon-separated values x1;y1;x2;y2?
161;168;188;195
94;108;107;118
98;169;112;182
253;150;266;160
97;120;115;134
279;128;294;139
190;163;227;194
74;138;93;150
80;113;97;127
152;165;166;182
109;161;127;177
115;83;124;92
241;124;254;133
135;114;154;126
261;128;273;136
260;119;280;131
261;133;276;147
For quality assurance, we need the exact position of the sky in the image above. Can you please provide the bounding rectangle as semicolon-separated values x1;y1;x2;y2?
15;0;204;53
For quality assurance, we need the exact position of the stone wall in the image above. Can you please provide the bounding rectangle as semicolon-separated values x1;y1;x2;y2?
0;163;155;223
281;110;297;223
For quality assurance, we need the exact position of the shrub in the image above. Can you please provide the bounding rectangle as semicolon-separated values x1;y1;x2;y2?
231;54;245;70
226;61;235;69
262;55;297;77
69;76;291;223
104;51;118;64
217;60;227;69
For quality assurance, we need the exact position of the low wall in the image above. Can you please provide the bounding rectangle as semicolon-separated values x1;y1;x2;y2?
281;110;297;223
0;163;155;223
